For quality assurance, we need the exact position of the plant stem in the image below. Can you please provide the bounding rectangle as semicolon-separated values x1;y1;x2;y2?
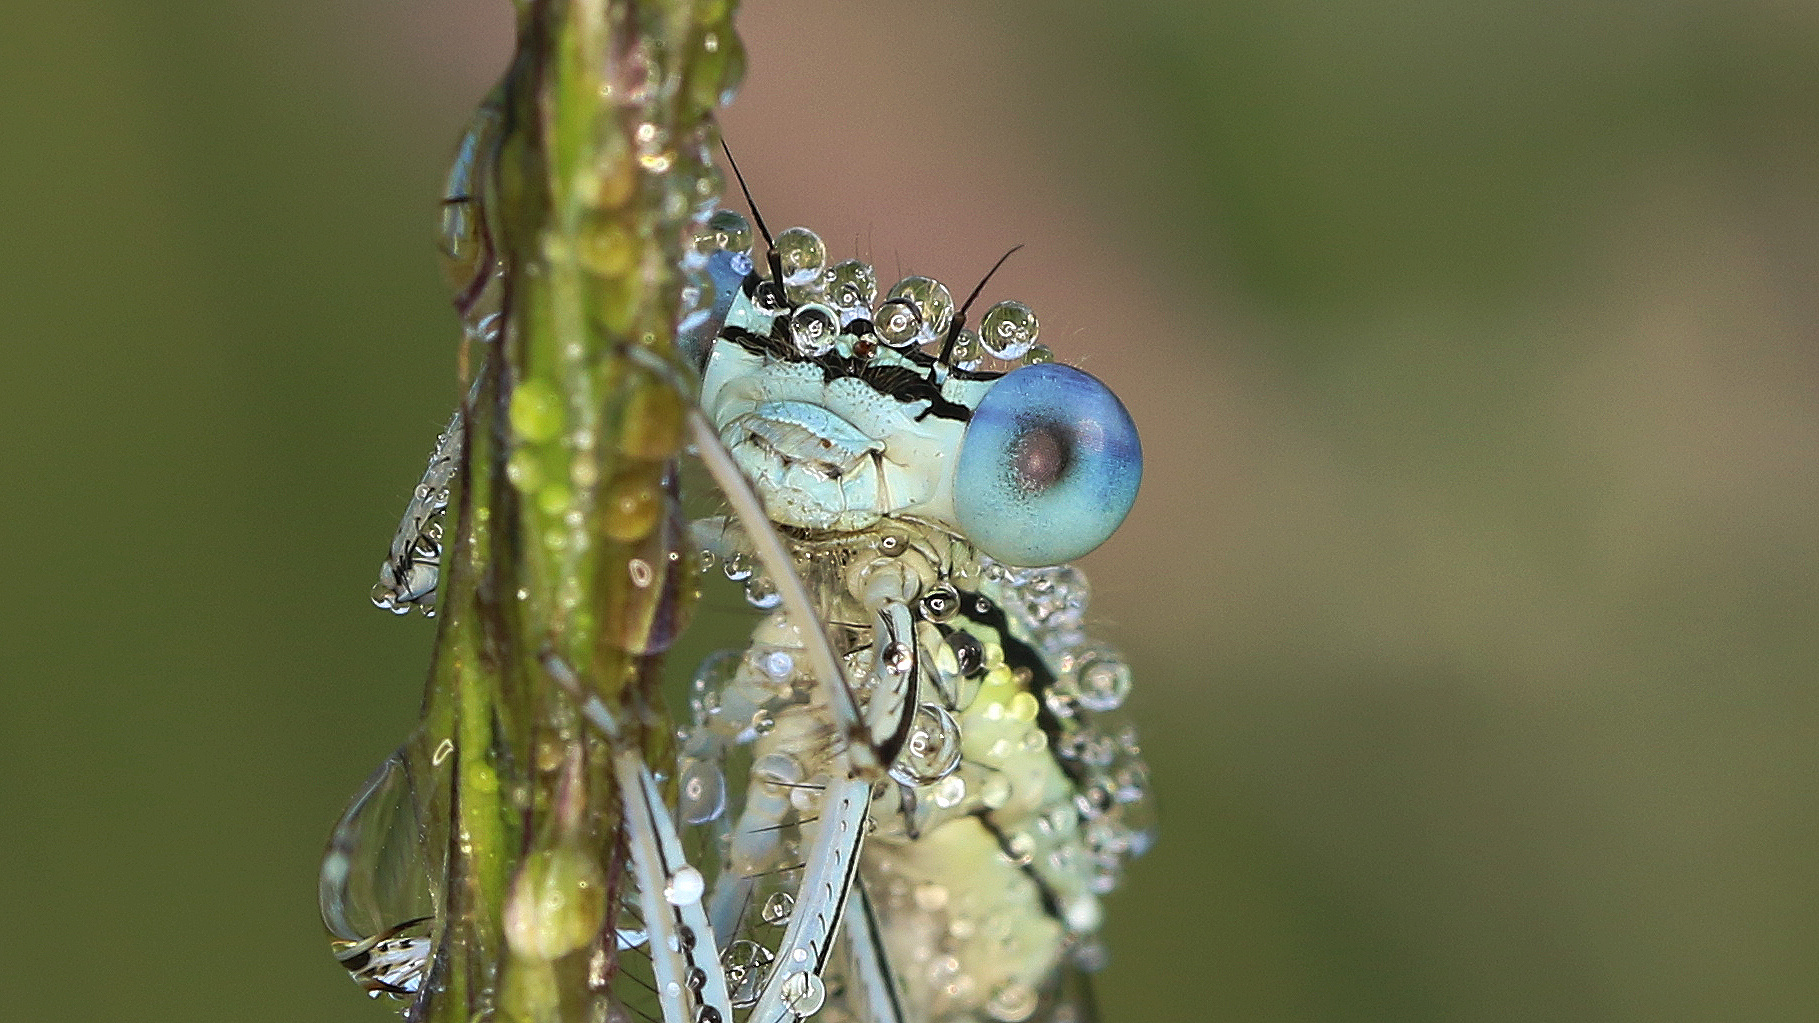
411;2;743;1020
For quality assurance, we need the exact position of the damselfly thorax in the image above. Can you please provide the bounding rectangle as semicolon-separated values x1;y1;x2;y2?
324;144;1149;1022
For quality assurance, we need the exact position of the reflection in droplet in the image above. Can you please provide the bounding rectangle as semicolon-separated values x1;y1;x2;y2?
320;733;448;998
825;259;877;313
744;573;781;609
760;890;795;925
698;209;753;255
788;304;838;356
772;227;827;288
677;757;726;824
874;298;922;348
885;276;954;343
320;737;446;945
888;704;964;786
721;939;775;1007
979;300;1040;360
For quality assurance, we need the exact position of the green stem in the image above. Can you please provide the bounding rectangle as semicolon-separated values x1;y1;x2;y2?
409;2;744;1021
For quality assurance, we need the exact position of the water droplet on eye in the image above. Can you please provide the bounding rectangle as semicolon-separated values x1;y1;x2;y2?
985;980;1039;1022
885;276;954;343
979;300;1040;360
664;865;705;905
760;890;796;925
697;209;752;255
789;303;838;356
772;227;827;288
721;939;775;1007
677;757;726;824
779;970;826;1015
888;704;964;786
1021;343;1054;366
825;259;877;313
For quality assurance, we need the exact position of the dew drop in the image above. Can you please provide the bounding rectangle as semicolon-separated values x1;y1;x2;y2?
945;631;984;677
979;300;1040;360
663;865;705;905
697;209;752;255
980;774;1012;809
320;739;446;949
912;881;949;912
744;573;781;609
874;298;921;348
825;259;877;313
919;585;959;623
887;704;963;786
758;649;795;681
779;970;826;1015
721;939;775;1007
932;774;966;809
677;758;726;825
885;276;954;343
788;304;838;356
772;227;827;288
760;890;796;925
947;327;983;370
985;981;1039;1022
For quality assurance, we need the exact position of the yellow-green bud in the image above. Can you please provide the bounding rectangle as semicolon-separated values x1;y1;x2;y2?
503;847;606;961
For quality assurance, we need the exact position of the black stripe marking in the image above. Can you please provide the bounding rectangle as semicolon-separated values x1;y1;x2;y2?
972;810;1064;923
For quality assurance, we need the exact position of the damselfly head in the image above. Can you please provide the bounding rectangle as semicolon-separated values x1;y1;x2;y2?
689;212;1142;567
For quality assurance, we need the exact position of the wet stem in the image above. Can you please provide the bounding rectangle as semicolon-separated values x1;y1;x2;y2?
409;1;741;1021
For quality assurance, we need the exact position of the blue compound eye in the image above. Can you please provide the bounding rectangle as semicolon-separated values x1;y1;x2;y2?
954;364;1141;566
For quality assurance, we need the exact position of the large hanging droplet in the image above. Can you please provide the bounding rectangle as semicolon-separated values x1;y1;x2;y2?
319;733;449;996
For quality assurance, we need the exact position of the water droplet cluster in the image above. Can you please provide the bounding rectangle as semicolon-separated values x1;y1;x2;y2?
672;499;1148;1022
688;212;1053;371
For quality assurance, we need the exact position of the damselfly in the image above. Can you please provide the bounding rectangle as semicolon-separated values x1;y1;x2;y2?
323;37;1148;1023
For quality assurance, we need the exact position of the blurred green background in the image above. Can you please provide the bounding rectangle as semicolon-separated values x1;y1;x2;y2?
3;1;1814;1021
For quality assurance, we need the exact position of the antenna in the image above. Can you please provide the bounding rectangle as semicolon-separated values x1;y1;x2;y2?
934;244;1023;370
720;139;787;295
